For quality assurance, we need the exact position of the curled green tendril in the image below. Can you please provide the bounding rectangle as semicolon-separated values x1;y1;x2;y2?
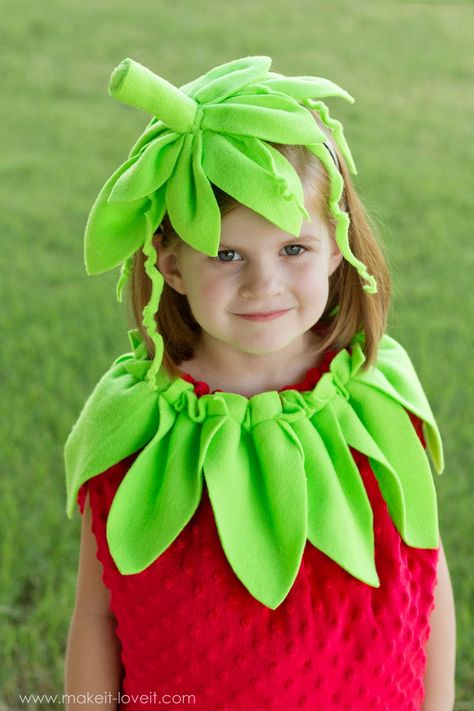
308;142;377;294
304;98;357;176
141;216;165;390
115;256;134;303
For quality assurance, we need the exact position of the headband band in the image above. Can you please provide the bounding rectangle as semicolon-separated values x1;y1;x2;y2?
323;140;340;171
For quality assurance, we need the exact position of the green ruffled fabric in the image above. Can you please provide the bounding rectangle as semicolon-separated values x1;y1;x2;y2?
64;331;443;610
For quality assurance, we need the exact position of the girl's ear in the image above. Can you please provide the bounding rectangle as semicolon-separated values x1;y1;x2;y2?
328;237;343;276
154;232;187;295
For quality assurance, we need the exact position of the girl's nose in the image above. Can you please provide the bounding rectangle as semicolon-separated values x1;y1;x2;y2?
238;260;284;299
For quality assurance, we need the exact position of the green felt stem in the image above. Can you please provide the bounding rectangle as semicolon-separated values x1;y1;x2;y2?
109;58;197;133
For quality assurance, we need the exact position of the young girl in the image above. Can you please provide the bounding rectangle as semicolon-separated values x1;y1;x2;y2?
64;56;456;710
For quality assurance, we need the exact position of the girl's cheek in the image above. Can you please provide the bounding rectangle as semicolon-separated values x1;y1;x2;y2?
295;261;329;290
196;277;227;304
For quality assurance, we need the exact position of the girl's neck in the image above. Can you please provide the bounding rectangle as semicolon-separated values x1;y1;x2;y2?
178;329;324;398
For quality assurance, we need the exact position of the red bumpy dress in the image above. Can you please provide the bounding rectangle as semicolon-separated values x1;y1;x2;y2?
77;350;439;711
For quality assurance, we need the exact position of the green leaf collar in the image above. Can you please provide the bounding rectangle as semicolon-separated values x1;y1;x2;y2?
64;331;443;609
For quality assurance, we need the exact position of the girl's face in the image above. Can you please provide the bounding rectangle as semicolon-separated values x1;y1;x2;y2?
157;188;342;360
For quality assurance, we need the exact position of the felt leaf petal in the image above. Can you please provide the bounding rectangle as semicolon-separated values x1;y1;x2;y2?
106;401;204;574
353;335;444;472
84;156;151;274
127;118;170;159
327;342;439;546
109;132;184;203
146;182;168;233
347;382;439;548
202;131;308;236
64;358;160;518
202;93;325;145
125;328;145;357
328;392;408;533
261;75;354;104
166;132;221;255
292;408;379;587
202;413;307;609
193;57;272;105
180;55;272;104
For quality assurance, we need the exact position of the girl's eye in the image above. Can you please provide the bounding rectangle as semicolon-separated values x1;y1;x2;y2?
284;245;306;256
214;245;307;262
216;249;241;262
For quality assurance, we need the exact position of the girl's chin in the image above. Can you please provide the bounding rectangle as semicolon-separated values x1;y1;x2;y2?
224;335;307;356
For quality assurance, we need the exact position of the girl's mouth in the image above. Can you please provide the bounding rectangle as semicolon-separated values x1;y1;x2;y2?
234;309;291;321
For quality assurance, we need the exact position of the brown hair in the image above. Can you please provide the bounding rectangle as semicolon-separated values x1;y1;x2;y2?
128;110;391;377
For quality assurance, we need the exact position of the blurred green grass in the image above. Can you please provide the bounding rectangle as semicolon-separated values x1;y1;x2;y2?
1;0;473;708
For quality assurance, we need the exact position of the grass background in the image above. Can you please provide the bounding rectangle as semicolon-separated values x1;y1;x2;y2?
1;0;473;708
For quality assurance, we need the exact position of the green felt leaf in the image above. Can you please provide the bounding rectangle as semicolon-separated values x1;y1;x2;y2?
201;132;309;236
166;132;221;255
292;410;379;587
108;132;184;203
202;412;307;609
180;55;272;104
352;335;443;472
347;383;439;548
262;74;355;104
202;93;325;145
127;118;169;159
84;156;150;274
64;359;161;518
107;401;204;573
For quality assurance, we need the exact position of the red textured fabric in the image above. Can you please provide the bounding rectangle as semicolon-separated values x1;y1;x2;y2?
77;352;438;710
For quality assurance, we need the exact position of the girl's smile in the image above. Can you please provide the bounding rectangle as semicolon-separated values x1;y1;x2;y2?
232;308;293;320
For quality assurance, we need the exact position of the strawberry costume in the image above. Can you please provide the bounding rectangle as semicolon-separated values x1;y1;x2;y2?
65;56;444;709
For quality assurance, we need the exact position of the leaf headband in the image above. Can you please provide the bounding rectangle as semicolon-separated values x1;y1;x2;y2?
84;55;377;390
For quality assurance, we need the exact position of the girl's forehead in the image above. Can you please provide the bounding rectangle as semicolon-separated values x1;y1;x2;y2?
220;192;328;239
